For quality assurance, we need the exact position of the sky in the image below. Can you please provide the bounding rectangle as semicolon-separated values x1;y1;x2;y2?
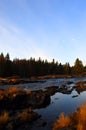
0;0;86;65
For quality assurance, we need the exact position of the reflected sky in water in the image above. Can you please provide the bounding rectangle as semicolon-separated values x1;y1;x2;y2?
35;80;86;130
1;77;86;130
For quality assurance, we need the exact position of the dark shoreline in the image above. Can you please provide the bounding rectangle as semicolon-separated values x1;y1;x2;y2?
0;74;86;85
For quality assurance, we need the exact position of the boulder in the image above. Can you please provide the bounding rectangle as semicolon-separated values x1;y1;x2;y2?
74;81;86;94
26;90;50;108
45;86;58;96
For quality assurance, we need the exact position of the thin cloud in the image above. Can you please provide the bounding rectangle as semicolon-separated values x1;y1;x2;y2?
72;38;75;41
0;17;51;60
0;0;86;65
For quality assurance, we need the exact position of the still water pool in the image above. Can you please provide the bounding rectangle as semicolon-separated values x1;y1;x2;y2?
33;77;86;130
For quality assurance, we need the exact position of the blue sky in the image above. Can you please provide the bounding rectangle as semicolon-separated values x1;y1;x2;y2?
0;0;86;65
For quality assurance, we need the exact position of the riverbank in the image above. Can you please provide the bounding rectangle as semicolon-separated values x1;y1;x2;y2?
0;78;86;129
53;103;86;130
0;74;85;85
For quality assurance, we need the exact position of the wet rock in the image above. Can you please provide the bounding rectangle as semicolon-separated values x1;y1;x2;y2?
45;86;58;96
58;87;72;94
74;81;86;94
55;98;59;100
26;90;51;108
65;81;74;85
72;95;78;98
35;119;47;127
45;85;73;95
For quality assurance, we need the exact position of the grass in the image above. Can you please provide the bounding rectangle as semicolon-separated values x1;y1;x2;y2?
18;110;32;122
52;113;70;130
0;87;26;100
53;103;86;130
6;87;25;95
0;111;9;129
0;109;39;130
6;87;27;99
17;109;39;124
77;103;86;130
0;90;6;99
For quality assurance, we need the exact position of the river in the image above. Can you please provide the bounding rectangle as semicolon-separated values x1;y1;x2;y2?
1;77;86;130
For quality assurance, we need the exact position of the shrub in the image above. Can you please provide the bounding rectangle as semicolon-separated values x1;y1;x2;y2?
77;103;86;130
53;113;70;130
17;109;39;123
53;103;86;130
18;110;31;122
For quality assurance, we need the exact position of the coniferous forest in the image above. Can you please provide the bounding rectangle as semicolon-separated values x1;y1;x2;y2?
0;52;86;77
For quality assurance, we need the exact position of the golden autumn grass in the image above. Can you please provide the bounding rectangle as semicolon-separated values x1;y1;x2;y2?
0;109;38;129
77;103;86;130
17;109;32;122
0;87;31;99
53;103;86;130
53;113;70;130
6;87;25;95
0;87;37;129
0;111;9;129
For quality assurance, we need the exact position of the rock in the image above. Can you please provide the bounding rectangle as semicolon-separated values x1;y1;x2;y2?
35;119;47;127
65;81;74;85
72;95;78;98
58;86;72;94
45;86;58;96
26;90;51;108
74;81;86;94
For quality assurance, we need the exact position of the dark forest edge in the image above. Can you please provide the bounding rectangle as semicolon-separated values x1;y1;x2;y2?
0;52;86;78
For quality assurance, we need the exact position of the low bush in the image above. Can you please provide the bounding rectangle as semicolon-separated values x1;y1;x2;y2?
53;103;86;130
52;113;70;130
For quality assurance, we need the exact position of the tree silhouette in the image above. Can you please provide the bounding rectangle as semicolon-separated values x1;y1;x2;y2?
0;53;5;77
64;62;71;75
73;58;84;75
0;53;85;77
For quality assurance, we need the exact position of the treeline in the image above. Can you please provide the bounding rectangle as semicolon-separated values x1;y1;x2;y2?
0;53;86;77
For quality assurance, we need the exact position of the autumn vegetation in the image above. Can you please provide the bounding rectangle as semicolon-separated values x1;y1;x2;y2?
0;111;9;129
0;52;86;130
0;109;40;130
0;87;49;129
0;52;86;78
53;103;86;130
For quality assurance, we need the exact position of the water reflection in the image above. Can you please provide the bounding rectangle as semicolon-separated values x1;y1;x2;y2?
1;77;86;130
35;88;86;129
